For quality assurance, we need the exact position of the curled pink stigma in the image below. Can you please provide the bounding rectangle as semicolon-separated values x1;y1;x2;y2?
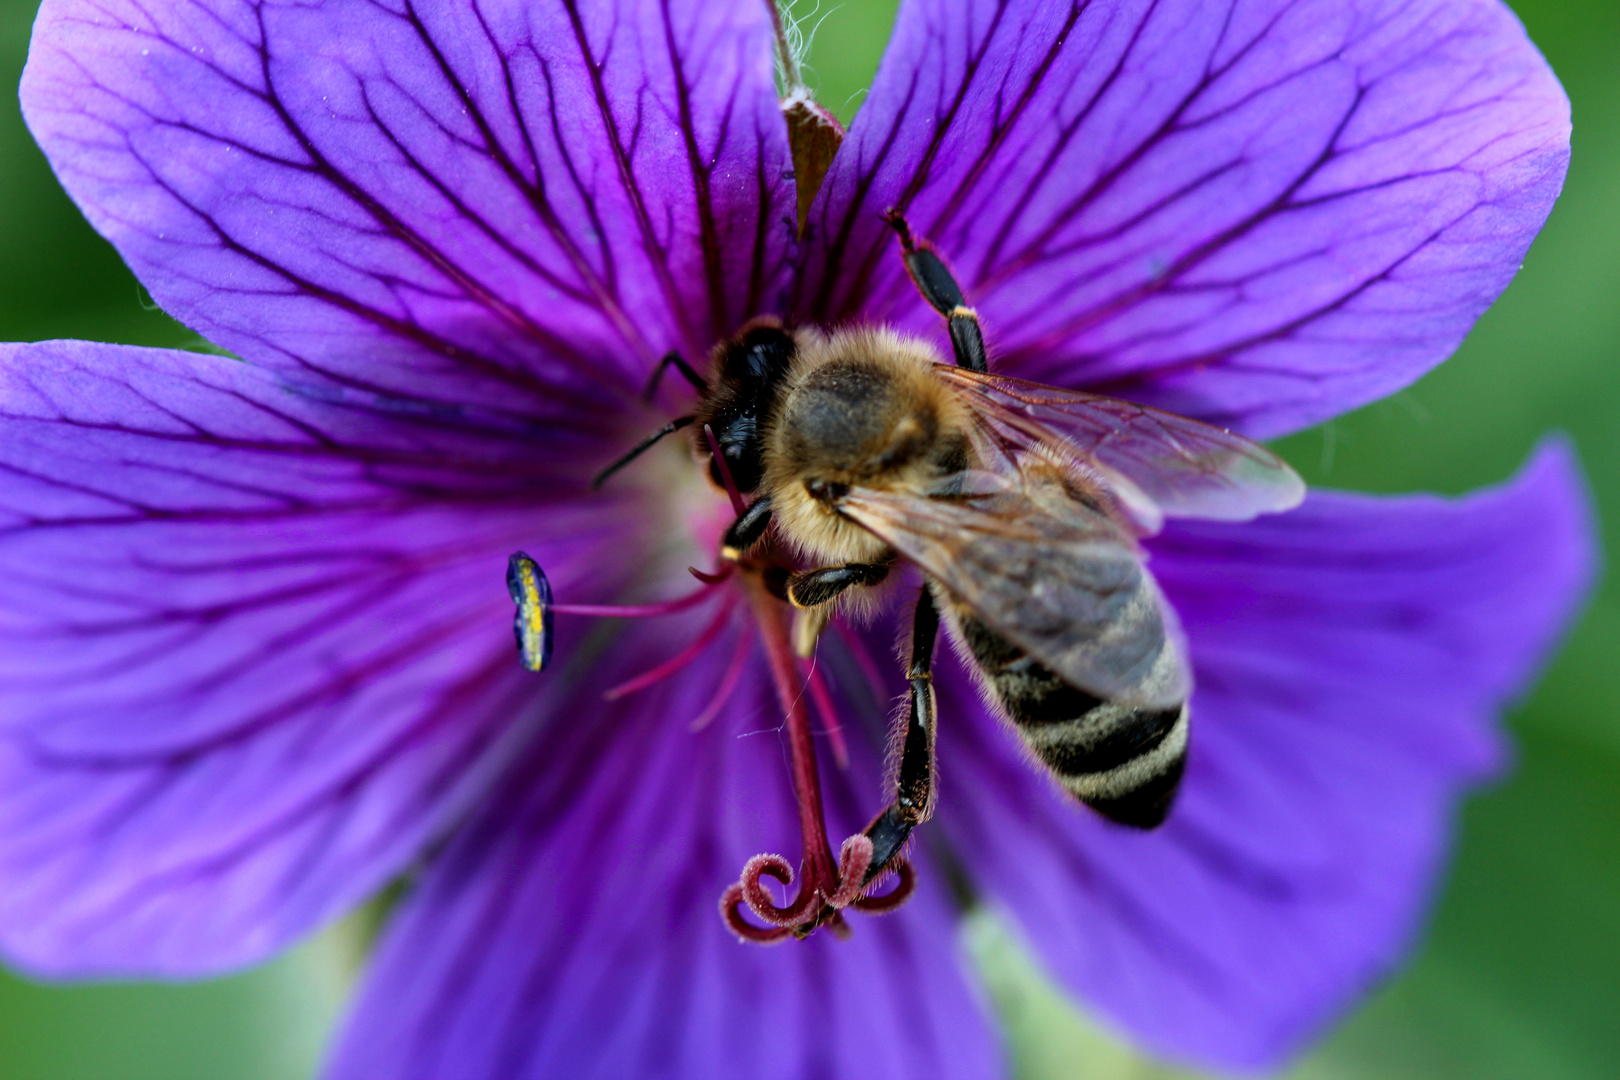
851;859;916;914
824;835;874;907
720;579;915;944
512;494;912;947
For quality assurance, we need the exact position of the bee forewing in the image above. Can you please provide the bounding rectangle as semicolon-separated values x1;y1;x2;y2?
938;368;1305;524
838;484;1190;709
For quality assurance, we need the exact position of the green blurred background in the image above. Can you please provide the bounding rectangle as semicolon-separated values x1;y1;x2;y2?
1;0;1615;1076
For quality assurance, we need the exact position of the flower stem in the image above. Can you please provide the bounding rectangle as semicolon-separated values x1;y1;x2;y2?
765;0;804;93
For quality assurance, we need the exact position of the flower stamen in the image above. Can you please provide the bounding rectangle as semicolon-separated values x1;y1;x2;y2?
510;517;915;947
602;597;739;700
687;564;731;585
546;569;729;619
798;654;850;770
690;628;754;732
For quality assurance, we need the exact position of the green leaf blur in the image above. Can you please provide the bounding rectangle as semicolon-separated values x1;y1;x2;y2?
1;0;1615;1076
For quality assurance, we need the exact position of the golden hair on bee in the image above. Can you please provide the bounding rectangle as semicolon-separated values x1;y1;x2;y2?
764;326;973;575
575;211;1304;909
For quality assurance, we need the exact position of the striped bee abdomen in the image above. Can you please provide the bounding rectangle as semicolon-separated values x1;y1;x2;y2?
956;612;1187;828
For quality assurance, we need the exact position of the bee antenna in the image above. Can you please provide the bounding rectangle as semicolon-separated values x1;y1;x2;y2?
592;416;695;489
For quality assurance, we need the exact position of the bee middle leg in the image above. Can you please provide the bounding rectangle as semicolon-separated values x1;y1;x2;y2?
883;209;988;374
863;584;940;883
785;561;891;608
785;561;892;657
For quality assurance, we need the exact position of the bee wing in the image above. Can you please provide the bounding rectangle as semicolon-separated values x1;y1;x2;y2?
837;482;1189;709
937;367;1305;527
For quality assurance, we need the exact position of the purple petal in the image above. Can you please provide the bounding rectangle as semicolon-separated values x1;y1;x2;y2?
0;340;645;976
802;0;1569;437
22;0;791;412
935;440;1595;1070
328;620;1000;1080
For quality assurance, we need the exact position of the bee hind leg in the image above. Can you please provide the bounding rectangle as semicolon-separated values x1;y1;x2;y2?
862;585;940;884
882;209;987;374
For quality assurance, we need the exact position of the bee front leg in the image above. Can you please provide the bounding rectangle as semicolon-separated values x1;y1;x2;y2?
863;584;940;883
883;209;988;374
785;561;893;656
720;494;774;560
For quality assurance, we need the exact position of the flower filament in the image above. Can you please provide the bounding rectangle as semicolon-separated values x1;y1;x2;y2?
506;535;914;945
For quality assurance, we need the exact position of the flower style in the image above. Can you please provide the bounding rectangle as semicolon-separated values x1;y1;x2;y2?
0;0;1593;1076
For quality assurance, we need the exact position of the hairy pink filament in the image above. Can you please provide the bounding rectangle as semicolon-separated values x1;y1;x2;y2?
799;655;850;770
690;628;754;731
550;571;729;619
602;597;738;700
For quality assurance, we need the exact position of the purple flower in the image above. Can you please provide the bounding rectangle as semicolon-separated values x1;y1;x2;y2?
0;0;1593;1075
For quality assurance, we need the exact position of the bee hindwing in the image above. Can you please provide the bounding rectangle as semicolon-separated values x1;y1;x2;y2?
833;439;1197;828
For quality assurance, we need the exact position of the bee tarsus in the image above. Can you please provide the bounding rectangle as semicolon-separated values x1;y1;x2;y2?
897;586;940;824
883;209;988;374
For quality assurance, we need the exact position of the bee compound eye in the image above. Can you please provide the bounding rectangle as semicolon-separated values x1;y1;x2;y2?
506;551;554;673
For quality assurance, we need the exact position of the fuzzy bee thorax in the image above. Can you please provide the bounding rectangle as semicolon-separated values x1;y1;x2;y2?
763;328;972;565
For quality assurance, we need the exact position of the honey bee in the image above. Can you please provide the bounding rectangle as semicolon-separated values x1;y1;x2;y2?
594;212;1304;881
